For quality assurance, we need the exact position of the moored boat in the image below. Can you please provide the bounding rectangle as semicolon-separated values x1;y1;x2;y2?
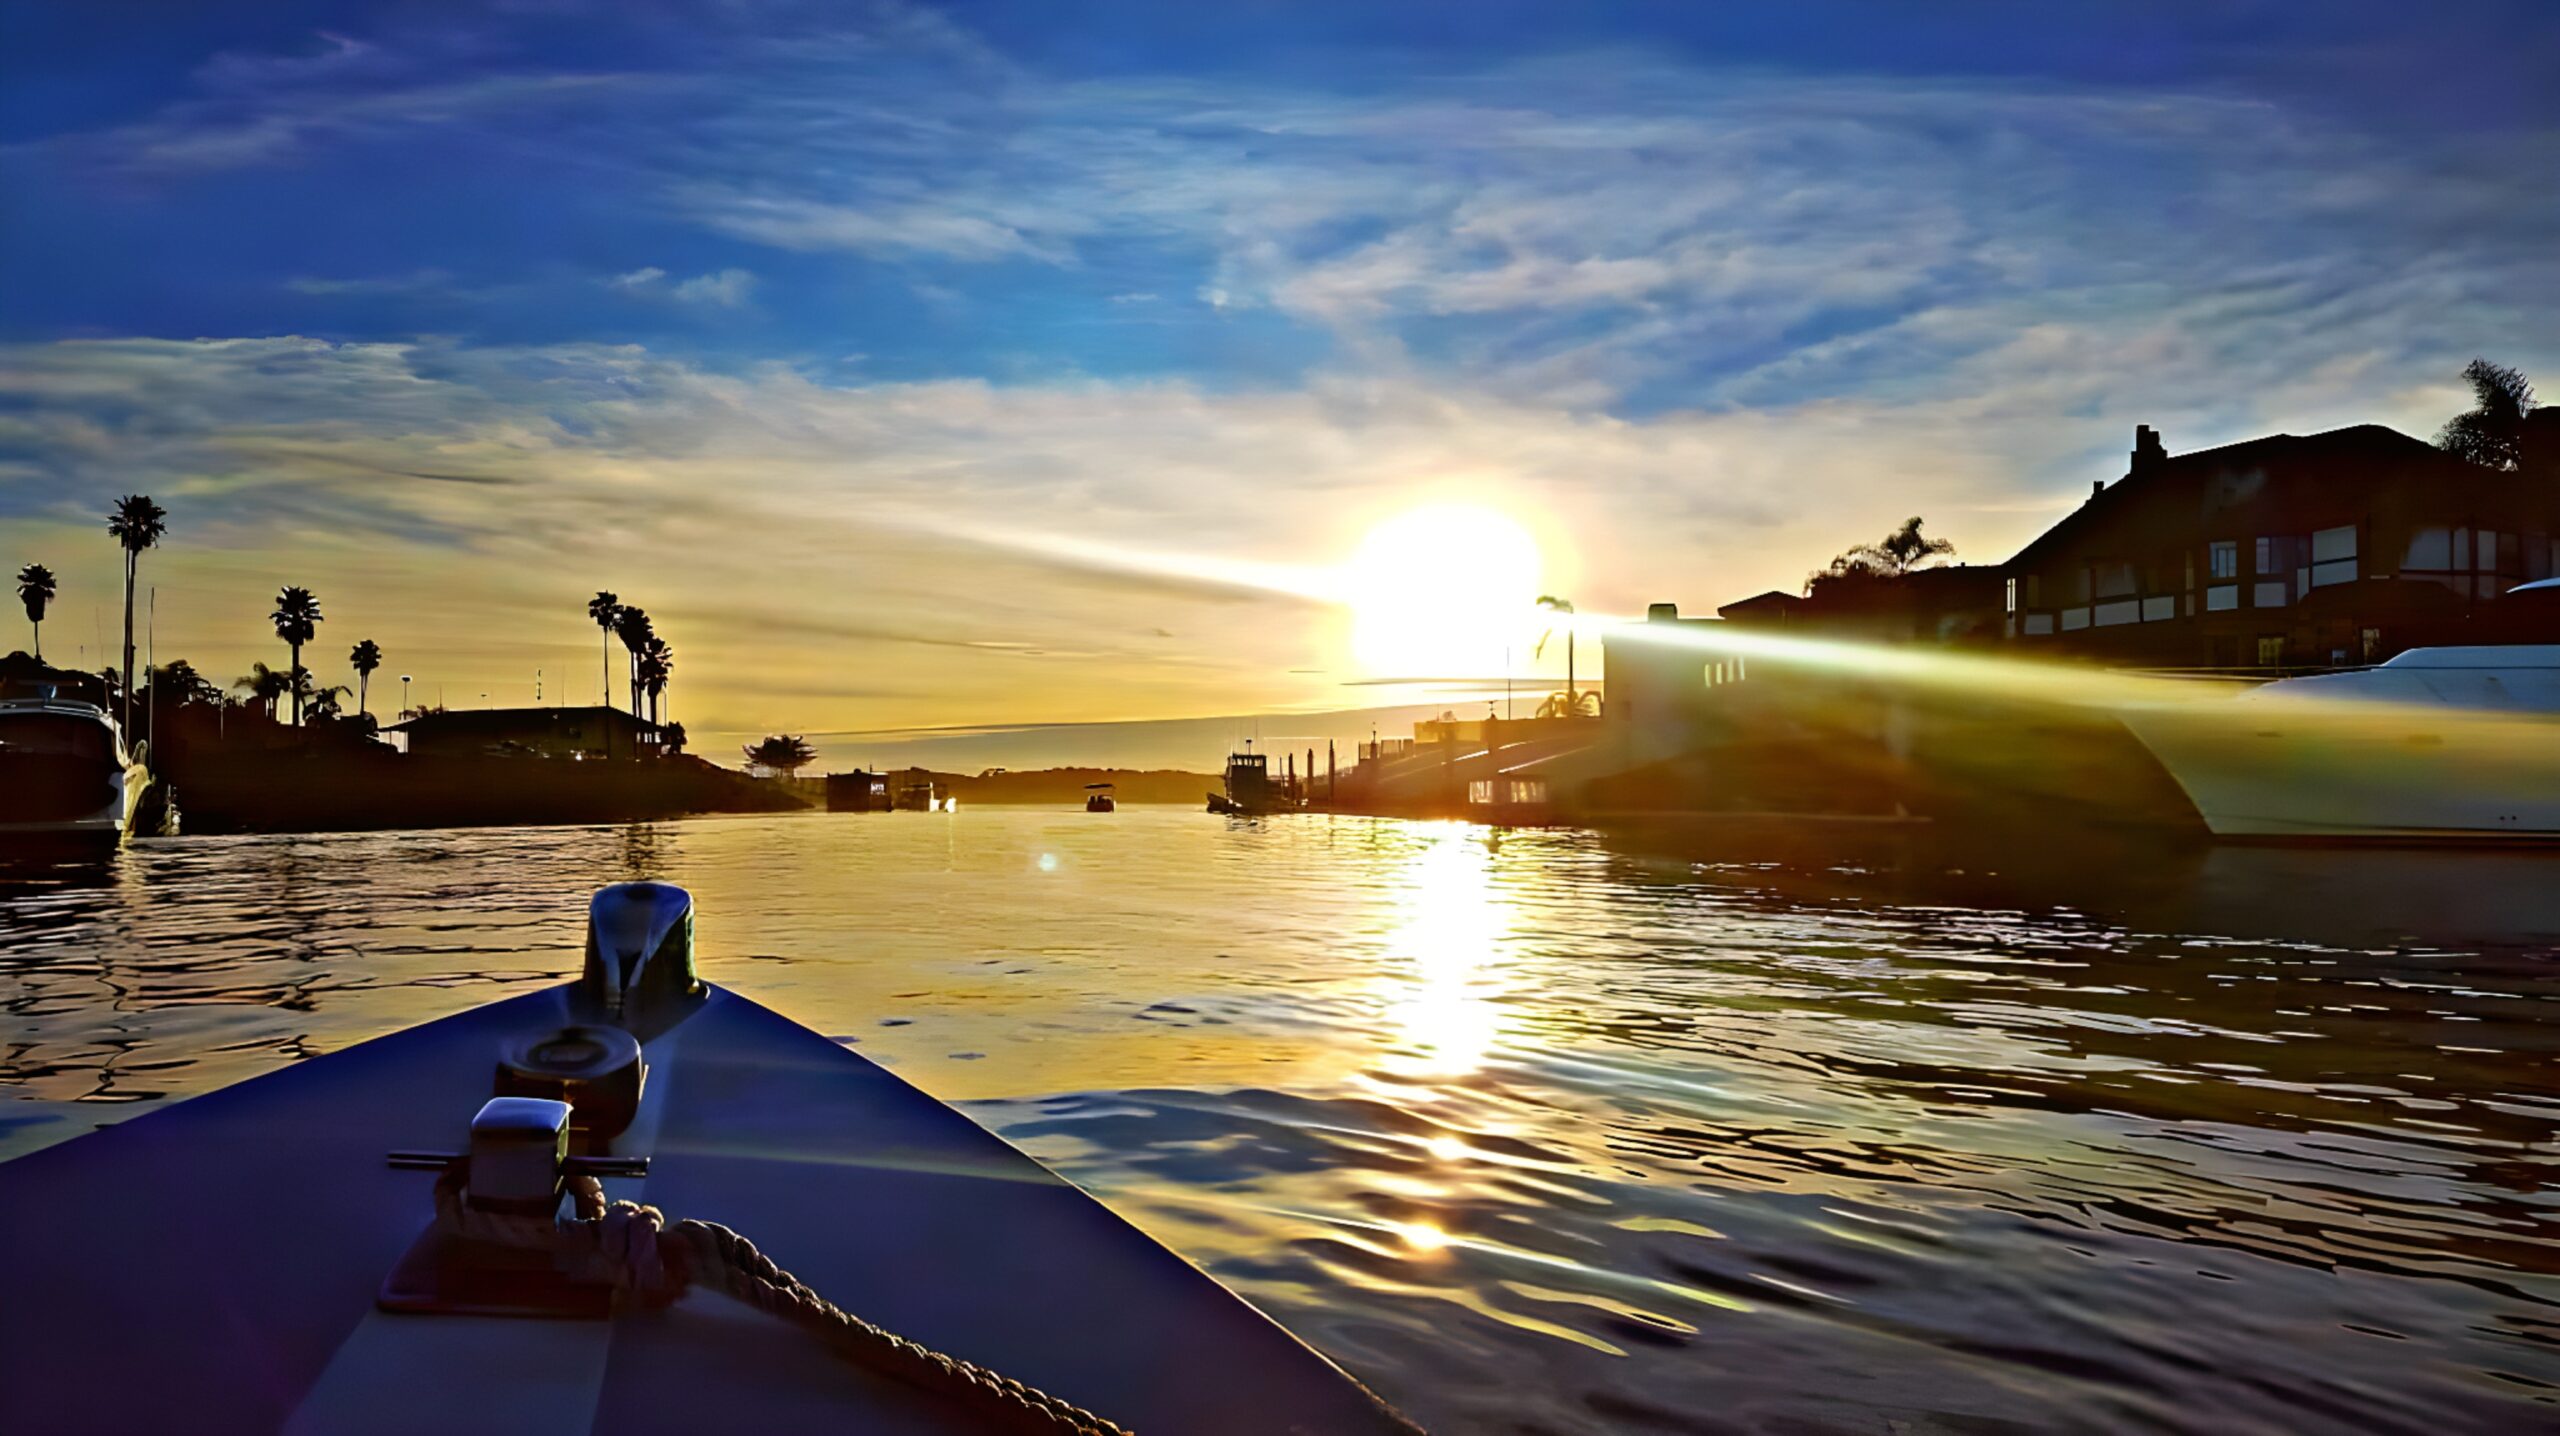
0;661;161;852
0;882;1417;1435
1083;782;1115;813
2117;641;2560;840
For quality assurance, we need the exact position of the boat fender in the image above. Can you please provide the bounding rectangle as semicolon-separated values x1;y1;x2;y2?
495;1024;645;1140
582;881;701;1020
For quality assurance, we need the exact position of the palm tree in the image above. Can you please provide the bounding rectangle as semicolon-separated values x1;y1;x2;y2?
15;563;55;659
588;592;622;707
349;639;383;719
638;636;673;724
614;605;653;721
269;585;323;725
1534;595;1579;706
742;734;817;777
105;495;167;725
235;662;291;719
1806;516;1956;597
2436;359;2536;471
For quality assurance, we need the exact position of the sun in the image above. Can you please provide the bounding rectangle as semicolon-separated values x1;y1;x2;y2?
1341;505;1546;679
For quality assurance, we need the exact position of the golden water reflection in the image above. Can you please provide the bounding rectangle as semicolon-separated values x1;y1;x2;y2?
1373;825;1512;1083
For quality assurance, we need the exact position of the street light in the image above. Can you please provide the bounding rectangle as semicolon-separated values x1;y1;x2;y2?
400;674;411;716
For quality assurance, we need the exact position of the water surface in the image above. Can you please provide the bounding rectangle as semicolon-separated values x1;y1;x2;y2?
4;810;2557;1433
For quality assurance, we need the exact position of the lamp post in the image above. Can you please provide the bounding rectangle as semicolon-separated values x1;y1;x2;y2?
400;674;411;717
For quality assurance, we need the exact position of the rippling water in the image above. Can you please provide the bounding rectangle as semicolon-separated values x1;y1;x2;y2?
5;809;2559;1433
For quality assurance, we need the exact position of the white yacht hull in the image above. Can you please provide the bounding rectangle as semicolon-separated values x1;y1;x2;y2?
2120;701;2560;840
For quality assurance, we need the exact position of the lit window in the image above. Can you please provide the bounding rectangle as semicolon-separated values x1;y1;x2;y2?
2208;541;2238;579
2206;584;2238;611
2254;537;2274;573
2256;636;2285;666
2004;577;2018;613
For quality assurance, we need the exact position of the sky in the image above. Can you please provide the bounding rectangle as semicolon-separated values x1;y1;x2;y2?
3;1;2555;767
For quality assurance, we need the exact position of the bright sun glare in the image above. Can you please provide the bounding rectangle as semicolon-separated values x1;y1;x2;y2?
1343;505;1546;679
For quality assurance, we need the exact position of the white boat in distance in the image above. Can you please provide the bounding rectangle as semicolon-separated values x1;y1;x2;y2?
0;675;158;850
2119;643;2560;841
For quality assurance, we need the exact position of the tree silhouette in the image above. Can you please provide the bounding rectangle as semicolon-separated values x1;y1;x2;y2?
2435;359;2536;471
614;605;653;718
105;495;167;726
638;635;673;724
587;591;622;707
1806;516;1956;596
349;639;383;718
742;733;816;777
15;562;55;659
269;585;323;725
235;662;291;719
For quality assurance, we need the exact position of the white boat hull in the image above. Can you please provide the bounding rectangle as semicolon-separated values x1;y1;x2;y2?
2119;701;2560;840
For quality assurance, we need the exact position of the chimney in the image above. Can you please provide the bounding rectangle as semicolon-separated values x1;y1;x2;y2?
2092;480;2105;501
2131;424;2166;472
1647;602;1679;622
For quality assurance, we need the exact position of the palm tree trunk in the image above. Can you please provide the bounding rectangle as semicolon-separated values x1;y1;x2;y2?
289;643;302;725
120;553;137;727
358;673;369;719
602;633;612;711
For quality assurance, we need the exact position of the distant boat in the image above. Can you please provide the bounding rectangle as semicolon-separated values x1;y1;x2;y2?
2118;639;2560;840
0;667;163;851
1211;746;1290;816
1085;782;1115;813
0;882;1416;1434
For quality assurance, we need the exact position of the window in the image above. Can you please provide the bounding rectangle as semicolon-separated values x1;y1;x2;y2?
2095;600;2140;627
2310;524;2358;588
2256;636;2285;666
2253;581;2289;608
2255;536;2275;574
1467;780;1494;806
2360;627;2382;663
2206;584;2238;611
2023;613;2054;636
2142;596;2177;622
2402;522;2522;596
2093;561;2137;599
2208;541;2238;579
2004;577;2018;613
2060;607;2091;631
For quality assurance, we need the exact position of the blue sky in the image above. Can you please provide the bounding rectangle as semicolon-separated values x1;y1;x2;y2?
2;1;2554;761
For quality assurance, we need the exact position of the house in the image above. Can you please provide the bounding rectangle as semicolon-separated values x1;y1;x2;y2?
388;705;660;759
2003;424;2559;667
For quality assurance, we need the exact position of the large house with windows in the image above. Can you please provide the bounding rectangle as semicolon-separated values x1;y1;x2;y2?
2002;423;2558;667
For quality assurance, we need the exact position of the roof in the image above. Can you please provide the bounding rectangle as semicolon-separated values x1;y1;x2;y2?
2005;423;2463;570
387;704;656;734
1716;590;1803;620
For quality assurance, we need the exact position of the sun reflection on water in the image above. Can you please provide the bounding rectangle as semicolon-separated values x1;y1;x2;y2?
1375;826;1512;1083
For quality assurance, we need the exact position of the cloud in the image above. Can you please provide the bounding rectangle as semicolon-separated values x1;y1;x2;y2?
669;269;757;306
604;266;757;306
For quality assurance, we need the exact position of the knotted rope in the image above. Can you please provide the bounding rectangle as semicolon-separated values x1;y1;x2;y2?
432;1169;1132;1436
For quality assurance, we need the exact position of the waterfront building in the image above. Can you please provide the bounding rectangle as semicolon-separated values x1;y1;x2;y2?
824;770;891;812
2002;424;2559;667
387;705;661;760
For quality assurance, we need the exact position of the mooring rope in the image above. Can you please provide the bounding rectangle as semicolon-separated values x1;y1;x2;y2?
431;1169;1132;1436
